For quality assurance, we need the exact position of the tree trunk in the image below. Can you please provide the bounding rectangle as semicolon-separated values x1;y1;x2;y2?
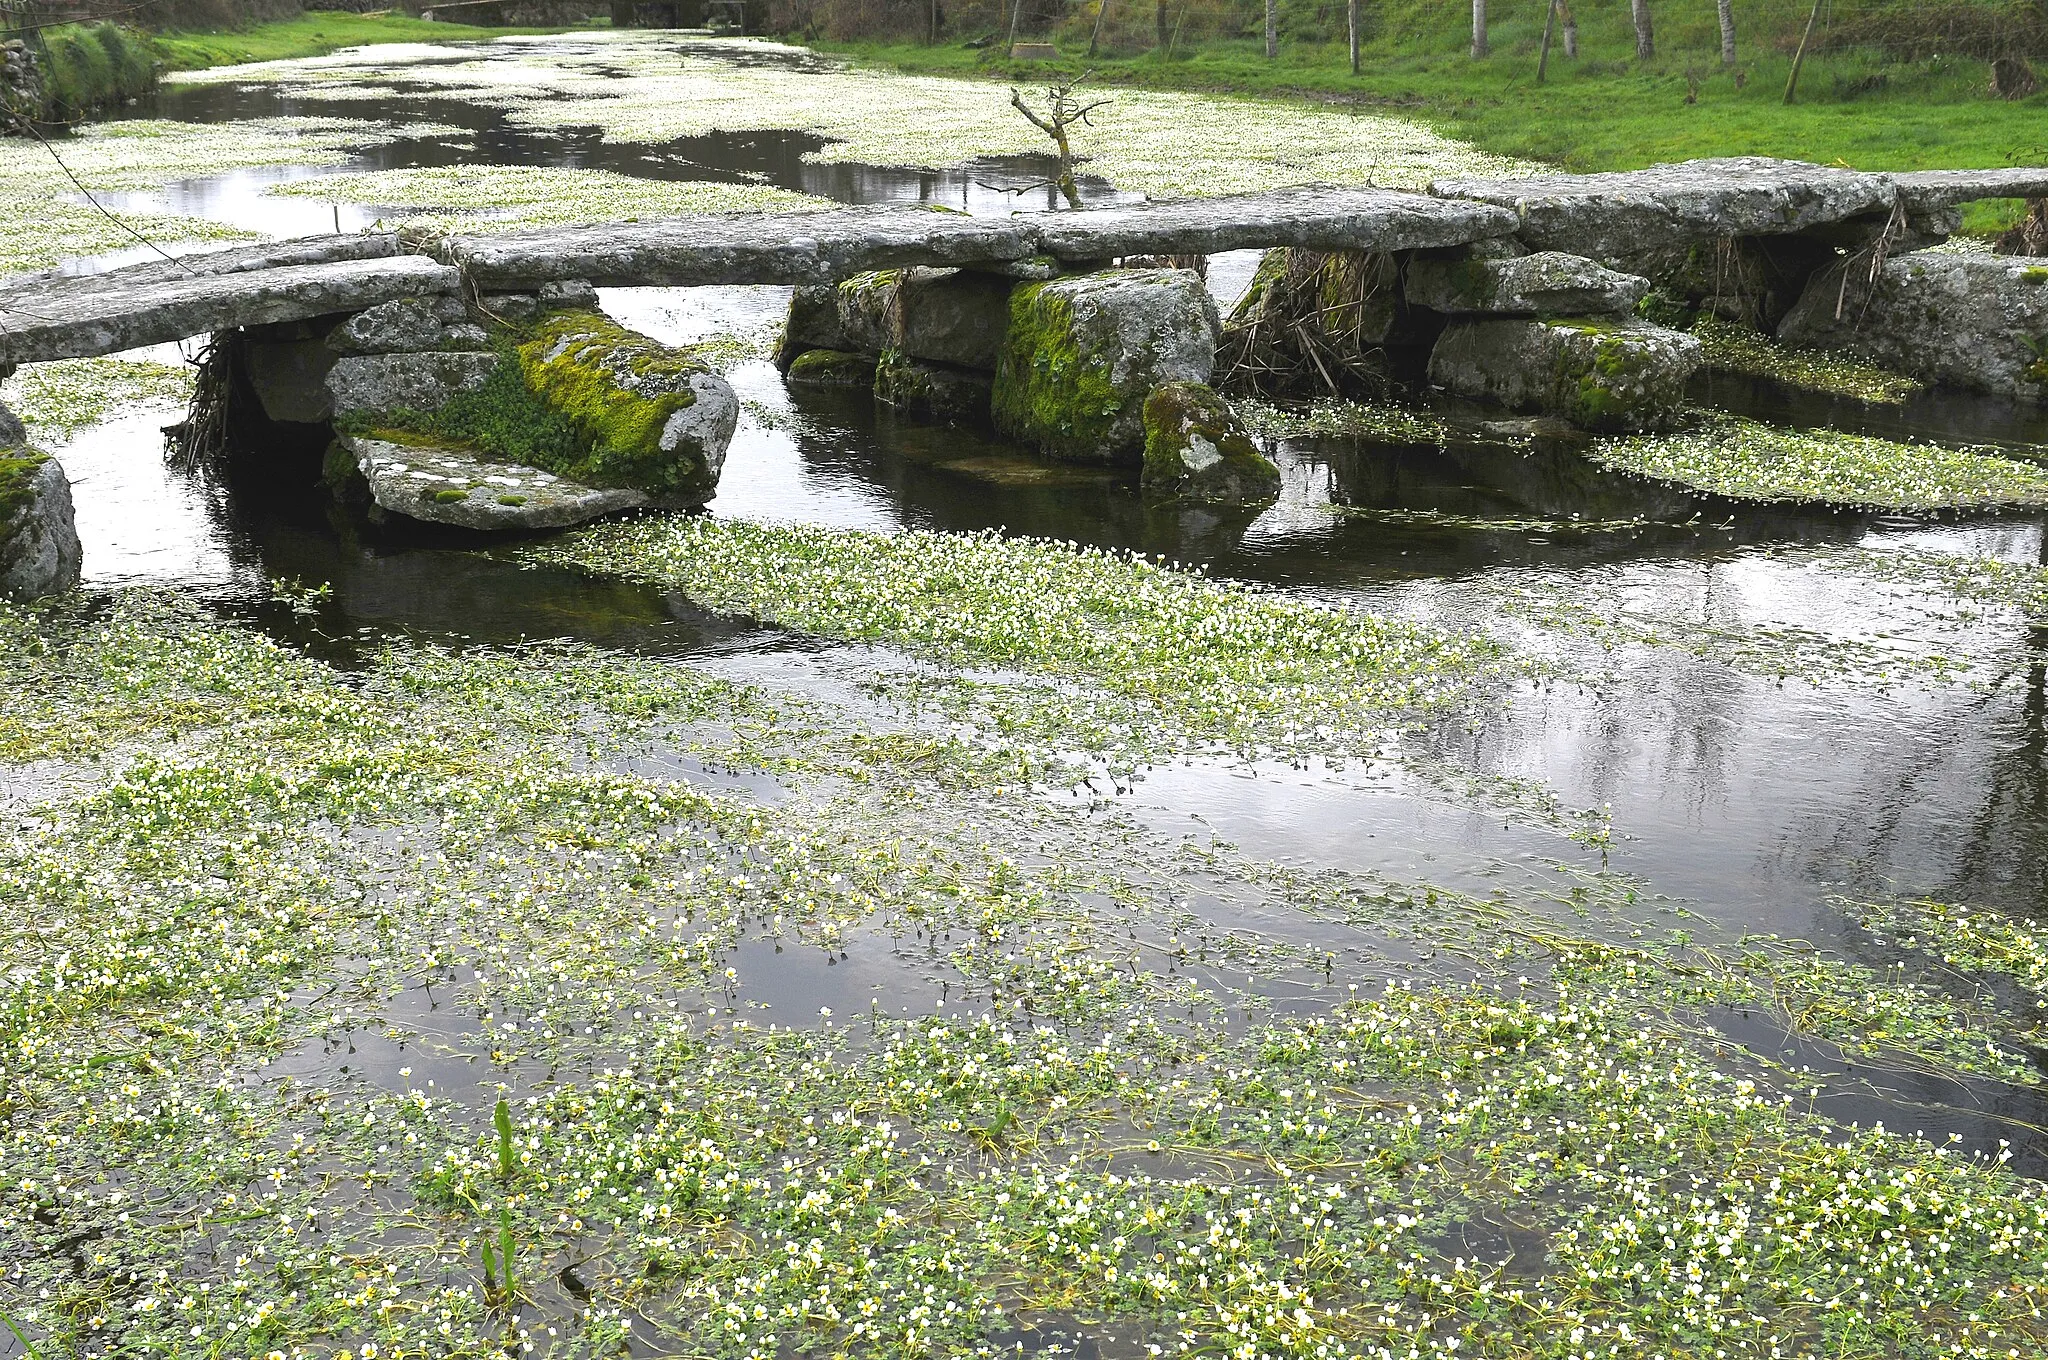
1537;0;1558;82
1716;0;1736;67
1560;0;1577;57
1630;0;1653;60
1347;0;1359;73
1155;0;1168;49
1088;0;1109;56
1264;0;1276;58
1784;0;1823;102
1471;0;1487;58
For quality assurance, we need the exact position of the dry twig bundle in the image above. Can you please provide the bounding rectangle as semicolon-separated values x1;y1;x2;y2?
1217;248;1398;397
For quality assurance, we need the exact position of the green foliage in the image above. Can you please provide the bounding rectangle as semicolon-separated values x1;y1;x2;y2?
350;353;583;474
37;23;156;119
517;310;718;496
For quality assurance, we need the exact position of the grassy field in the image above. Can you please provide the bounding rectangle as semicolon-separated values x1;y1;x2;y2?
149;11;594;72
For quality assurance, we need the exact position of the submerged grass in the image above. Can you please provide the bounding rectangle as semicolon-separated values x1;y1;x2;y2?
265;165;832;232
4;590;2048;1358
1692;315;1926;405
0;357;194;441
1592;413;2048;511
537;516;1510;759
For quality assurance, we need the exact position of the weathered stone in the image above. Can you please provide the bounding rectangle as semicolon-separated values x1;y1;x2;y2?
874;352;992;425
774;285;846;369
0;398;23;448
1776;253;2048;401
518;311;738;504
1403;251;1648;316
1428;318;1702;432
244;336;340;424
1895;168;2048;212
450;204;1039;289
326;351;501;419
992;269;1221;464
538;279;599;311
1140;382;1280;507
341;434;649;531
327;297;470;355
0;255;461;366
0;452;82;600
784;348;877;387
0;233;406;297
1607;235;1836;332
1432;158;1896;257
833;271;902;355
1034;186;1518;261
894;268;1014;370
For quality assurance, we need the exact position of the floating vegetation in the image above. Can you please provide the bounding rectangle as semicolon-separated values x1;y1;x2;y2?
1851;896;2048;1027
1692;314;1926;404
537;517;1511;760
0;117;442;277
1591;413;2048;510
1235;394;1448;445
267;164;833;232
174;32;1531;198
0;356;195;440
5;591;2048;1358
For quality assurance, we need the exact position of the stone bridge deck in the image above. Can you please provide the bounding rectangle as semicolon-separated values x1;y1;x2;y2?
2;158;2043;368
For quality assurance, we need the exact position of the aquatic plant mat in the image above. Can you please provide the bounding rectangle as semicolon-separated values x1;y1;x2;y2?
1591;413;2048;510
8;526;2048;1356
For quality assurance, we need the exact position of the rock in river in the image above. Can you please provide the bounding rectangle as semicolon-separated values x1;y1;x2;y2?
1777;252;2048;402
339;434;652;531
0;441;82;600
1428;317;1701;432
1139;382;1281;508
1404;251;1648;317
992;268;1220;464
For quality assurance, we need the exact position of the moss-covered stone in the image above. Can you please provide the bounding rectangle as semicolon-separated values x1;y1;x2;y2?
1427;318;1702;433
785;348;878;388
517;311;739;505
0;447;81;600
873;350;992;425
773;285;847;371
992;270;1219;464
1139;382;1281;508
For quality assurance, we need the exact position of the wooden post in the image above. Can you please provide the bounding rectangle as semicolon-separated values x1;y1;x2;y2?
1264;0;1276;58
1536;0;1557;82
1716;0;1736;67
1785;0;1823;103
1470;0;1487;59
1347;0;1359;74
1560;0;1577;58
1088;0;1109;56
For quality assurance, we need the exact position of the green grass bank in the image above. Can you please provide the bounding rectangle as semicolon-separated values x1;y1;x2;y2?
149;11;590;72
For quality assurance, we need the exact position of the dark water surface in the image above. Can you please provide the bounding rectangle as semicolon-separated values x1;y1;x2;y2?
30;34;2048;1182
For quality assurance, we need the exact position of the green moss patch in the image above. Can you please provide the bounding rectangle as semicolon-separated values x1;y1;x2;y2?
990;279;1131;462
784;347;878;387
517;311;716;495
0;448;49;527
1693;315;1925;404
340;352;584;472
1591;414;2048;510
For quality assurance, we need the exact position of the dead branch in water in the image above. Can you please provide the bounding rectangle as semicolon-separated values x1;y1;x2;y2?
1009;75;1110;210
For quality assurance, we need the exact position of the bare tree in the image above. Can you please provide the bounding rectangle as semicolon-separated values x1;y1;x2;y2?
1264;0;1276;58
1784;0;1822;102
1471;0;1487;58
1347;0;1360;73
1630;0;1653;60
1010;76;1110;209
1716;0;1736;67
1560;0;1577;57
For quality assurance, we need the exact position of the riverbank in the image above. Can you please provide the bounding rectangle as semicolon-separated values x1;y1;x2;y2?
822;37;2047;233
151;11;589;72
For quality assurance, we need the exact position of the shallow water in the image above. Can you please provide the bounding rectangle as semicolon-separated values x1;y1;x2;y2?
11;32;2048;1354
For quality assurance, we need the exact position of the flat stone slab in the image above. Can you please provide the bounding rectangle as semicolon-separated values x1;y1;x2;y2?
1894;168;2048;211
0;254;460;365
1431;157;1897;256
1031;186;1519;261
448;205;1041;290
345;435;650;531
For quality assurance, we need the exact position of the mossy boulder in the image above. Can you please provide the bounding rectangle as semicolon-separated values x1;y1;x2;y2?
0;447;82;600
774;285;848;371
1427;318;1701;433
337;434;652;532
992;269;1220;464
1140;382;1281;508
785;348;878;388
517;310;739;505
873;351;993;425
